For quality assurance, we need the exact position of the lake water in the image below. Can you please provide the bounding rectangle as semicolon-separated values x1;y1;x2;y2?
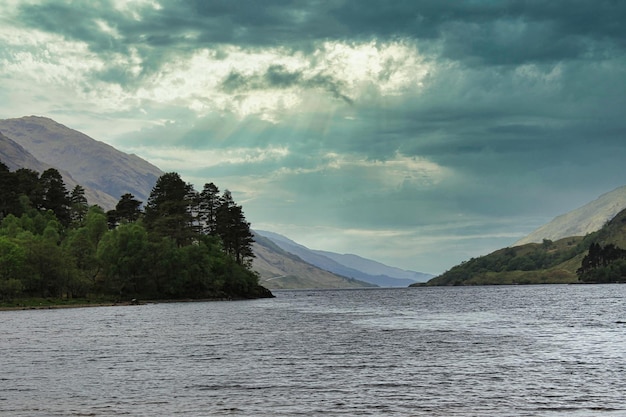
1;285;625;416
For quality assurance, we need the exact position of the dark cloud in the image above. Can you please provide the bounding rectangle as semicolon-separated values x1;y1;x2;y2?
4;0;626;272
221;65;353;103
14;0;626;90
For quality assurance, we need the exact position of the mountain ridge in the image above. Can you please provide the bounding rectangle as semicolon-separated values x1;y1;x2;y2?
0;130;119;209
251;232;373;289
255;230;433;286
1;115;430;289
514;185;626;246
0;116;163;209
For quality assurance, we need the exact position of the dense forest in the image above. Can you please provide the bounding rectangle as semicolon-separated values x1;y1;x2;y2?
0;160;272;304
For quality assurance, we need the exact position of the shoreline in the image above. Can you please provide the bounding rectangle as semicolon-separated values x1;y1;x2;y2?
0;295;271;312
0;300;138;312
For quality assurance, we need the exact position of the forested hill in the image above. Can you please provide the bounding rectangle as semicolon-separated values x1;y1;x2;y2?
420;207;626;286
0;162;273;305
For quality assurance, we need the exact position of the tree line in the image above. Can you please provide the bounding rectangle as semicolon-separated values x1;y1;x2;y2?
0;161;271;302
576;242;626;283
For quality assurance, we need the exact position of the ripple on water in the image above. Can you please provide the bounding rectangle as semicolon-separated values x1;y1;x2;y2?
1;285;625;416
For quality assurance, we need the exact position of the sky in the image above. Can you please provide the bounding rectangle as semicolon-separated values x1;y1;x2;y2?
1;1;625;274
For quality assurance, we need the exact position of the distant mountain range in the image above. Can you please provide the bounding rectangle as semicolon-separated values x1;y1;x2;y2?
255;230;433;287
251;233;374;289
1;115;433;289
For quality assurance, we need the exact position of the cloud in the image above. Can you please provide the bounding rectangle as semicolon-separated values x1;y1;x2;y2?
1;0;626;273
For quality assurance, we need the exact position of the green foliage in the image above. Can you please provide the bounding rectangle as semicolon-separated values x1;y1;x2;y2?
577;242;626;283
426;236;585;286
0;160;272;302
426;206;626;286
39;168;71;227
114;193;142;224
69;185;89;226
144;172;196;246
215;190;255;266
0;236;27;300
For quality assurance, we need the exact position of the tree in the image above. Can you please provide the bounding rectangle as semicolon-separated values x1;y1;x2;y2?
14;168;43;210
39;168;70;227
19;231;73;298
215;190;255;266
97;222;150;297
63;206;108;295
69;185;89;226
0;236;27;300
0;161;19;219
115;193;142;224
198;182;221;235
144;172;195;246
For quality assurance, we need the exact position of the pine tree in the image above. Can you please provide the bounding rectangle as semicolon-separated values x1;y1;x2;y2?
198;182;221;235
69;185;89;226
115;193;143;224
39;168;70;227
216;190;255;266
144;172;195;246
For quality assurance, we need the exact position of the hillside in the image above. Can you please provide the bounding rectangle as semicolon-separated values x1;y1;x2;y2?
0;116;163;209
515;185;626;245
256;230;432;286
1;115;420;289
0;131;48;172
0;131;118;209
252;233;373;289
422;207;626;286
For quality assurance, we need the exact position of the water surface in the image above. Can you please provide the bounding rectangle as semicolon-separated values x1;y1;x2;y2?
1;285;625;416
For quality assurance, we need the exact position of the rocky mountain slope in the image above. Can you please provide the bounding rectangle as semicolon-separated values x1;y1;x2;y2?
0;116;163;209
515;185;626;245
256;230;432;286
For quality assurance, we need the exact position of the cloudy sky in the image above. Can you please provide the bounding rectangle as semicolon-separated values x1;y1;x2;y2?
1;1;625;274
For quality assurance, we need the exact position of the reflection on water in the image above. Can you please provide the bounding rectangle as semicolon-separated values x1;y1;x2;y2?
1;285;625;416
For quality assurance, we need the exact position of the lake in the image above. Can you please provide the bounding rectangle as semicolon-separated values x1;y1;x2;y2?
1;285;625;416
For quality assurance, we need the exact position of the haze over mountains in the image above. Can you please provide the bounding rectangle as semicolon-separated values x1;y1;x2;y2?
256;230;433;287
251;233;373;289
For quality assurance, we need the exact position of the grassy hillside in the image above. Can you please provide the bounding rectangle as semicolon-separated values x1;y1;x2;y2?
421;207;626;286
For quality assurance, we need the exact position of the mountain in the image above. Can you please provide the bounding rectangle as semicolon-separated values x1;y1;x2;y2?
422;206;626;286
314;250;432;283
515;185;626;246
0;131;48;172
252;233;374;289
1;115;374;289
0;130;118;209
0;116;163;210
255;230;433;286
